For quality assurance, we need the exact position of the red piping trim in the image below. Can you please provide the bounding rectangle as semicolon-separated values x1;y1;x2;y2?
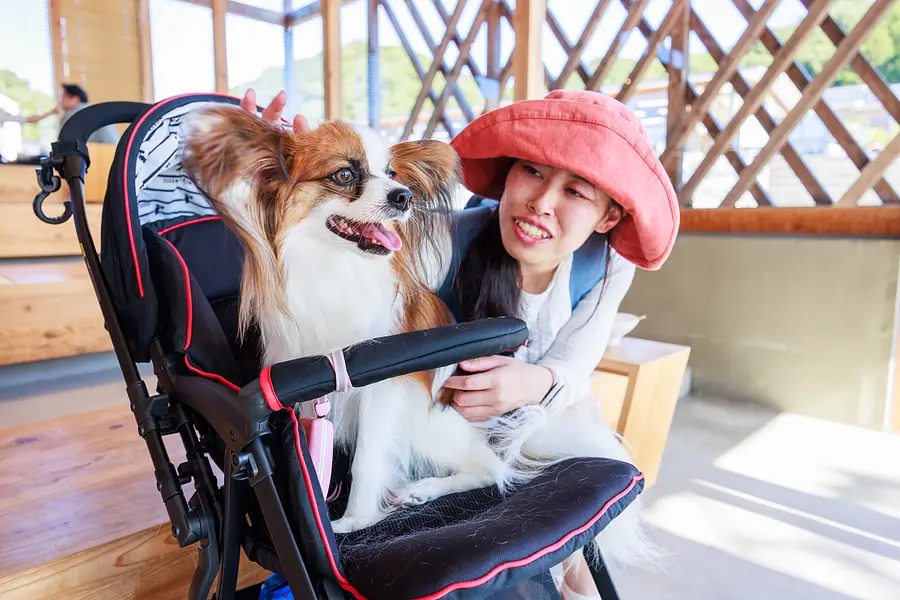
124;92;242;298
164;239;194;349
158;215;222;236
163;237;240;393
264;381;368;599
266;374;643;599
260;367;285;412
413;474;644;600
185;355;241;392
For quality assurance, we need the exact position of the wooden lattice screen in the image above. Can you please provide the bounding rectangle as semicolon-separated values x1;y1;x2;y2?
369;0;900;229
127;0;900;233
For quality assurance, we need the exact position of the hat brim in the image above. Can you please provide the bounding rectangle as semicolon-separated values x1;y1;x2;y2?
449;95;679;270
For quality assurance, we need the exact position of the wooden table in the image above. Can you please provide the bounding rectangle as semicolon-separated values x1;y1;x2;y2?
590;337;691;487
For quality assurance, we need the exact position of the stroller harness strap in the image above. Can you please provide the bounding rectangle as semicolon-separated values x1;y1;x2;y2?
301;349;351;494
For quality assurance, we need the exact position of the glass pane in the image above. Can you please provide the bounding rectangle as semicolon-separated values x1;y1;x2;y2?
0;0;56;161
150;0;215;101
226;13;285;107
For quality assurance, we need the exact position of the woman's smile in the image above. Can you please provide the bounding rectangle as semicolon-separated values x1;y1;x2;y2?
512;216;554;245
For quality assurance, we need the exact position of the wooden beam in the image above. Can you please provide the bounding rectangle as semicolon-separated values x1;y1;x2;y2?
180;0;284;25
512;0;546;101
686;6;831;206
212;0;228;93
798;0;900;126
721;0;894;207
284;0;356;26
138;0;154;102
379;0;457;134
48;0;66;86
679;206;900;237
322;0;342;119
587;0;651;91
664;0;782;168
553;0;611;89
617;0;681;104
732;0;899;205
407;0;476;123
837;132;900;206
400;0;468;140
678;0;833;204
665;0;688;191
423;0;490;138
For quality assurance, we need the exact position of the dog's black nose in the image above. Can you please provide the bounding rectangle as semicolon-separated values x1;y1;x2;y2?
388;188;412;211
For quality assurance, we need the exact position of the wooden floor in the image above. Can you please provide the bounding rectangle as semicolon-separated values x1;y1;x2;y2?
0;404;268;598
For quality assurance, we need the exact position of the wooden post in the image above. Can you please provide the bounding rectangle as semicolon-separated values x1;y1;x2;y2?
212;0;228;93
322;0;342;120
512;0;546;101
138;0;154;102
48;0;66;87
665;0;689;195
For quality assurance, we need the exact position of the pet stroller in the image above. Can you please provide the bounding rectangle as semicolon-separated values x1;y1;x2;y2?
32;93;645;600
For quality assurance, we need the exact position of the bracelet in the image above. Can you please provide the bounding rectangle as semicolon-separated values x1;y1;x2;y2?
540;368;563;408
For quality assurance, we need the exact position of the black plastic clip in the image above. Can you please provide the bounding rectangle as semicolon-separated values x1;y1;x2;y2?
33;155;71;225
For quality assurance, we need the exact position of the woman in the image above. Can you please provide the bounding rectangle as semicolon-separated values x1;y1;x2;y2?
241;88;678;599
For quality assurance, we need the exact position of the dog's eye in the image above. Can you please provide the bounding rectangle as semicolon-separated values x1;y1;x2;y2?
386;169;397;180
331;168;355;185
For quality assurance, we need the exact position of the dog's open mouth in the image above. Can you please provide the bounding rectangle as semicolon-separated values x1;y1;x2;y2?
326;215;402;255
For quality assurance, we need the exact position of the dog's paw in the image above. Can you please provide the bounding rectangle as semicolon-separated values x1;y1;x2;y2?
391;478;446;507
330;514;381;534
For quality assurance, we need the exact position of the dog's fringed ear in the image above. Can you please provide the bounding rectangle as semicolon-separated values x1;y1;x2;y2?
388;139;463;213
181;104;295;341
182;104;293;200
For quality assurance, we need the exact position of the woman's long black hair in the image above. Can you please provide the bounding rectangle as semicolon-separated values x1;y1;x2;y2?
452;208;521;322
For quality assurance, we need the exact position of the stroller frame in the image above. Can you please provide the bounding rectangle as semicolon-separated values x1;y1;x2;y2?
32;101;628;600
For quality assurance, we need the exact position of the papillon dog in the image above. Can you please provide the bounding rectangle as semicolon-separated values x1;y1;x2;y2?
182;105;654;569
181;105;531;534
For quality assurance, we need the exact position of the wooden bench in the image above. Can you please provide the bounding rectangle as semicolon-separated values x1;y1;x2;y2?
0;143;116;365
0;261;112;365
0;405;269;599
0;143;113;258
590;337;691;487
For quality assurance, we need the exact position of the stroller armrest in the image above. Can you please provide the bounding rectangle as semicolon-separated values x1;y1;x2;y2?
241;317;528;408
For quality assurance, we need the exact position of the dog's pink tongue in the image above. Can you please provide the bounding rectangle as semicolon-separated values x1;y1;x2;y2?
361;223;402;251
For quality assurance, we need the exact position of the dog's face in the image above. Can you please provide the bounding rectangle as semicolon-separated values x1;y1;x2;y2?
182;105;460;261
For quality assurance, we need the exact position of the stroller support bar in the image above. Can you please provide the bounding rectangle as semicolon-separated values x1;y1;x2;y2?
251;317;529;410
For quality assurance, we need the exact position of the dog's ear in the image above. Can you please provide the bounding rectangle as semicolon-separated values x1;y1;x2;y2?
182;104;295;340
182;104;292;203
388;139;462;212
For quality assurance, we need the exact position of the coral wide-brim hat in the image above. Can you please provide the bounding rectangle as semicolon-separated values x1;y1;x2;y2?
449;89;679;270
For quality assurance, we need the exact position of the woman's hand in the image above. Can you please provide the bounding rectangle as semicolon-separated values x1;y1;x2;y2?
239;88;311;135
442;356;554;422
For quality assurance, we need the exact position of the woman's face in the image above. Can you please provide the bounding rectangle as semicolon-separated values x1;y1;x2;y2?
498;160;620;273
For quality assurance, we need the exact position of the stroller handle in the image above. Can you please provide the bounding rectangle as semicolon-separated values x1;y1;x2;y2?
58;101;152;144
251;316;529;408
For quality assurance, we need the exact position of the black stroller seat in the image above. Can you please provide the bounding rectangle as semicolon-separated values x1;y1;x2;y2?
32;93;644;600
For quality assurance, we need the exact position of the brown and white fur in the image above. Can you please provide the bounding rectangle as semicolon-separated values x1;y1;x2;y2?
181;105;655;569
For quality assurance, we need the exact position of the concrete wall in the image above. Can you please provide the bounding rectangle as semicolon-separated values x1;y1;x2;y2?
620;234;900;431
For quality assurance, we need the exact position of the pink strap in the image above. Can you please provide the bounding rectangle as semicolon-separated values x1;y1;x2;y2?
310;349;352;418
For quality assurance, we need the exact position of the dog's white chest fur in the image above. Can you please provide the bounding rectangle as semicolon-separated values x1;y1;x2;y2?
262;220;401;364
